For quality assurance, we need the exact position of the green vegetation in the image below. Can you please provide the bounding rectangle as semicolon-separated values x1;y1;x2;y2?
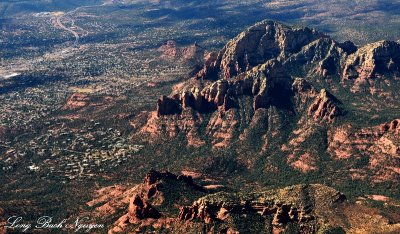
1;1;400;232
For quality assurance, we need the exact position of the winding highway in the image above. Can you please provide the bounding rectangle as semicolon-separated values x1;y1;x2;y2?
55;15;80;47
53;2;113;47
53;2;107;47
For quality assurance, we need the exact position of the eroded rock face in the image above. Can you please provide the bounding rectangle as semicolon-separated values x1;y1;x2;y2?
142;58;299;148
178;184;346;232
343;40;400;80
0;215;5;234
157;95;181;116
110;170;204;233
196;52;219;80
380;119;400;133
182;43;204;61
143;169;194;187
100;171;398;234
141;21;351;149
291;78;318;112
341;41;400;94
328;119;400;183
143;53;340;148
159;40;179;58
308;89;340;123
285;38;355;77
181;59;290;111
128;195;161;223
158;40;204;63
216;20;324;79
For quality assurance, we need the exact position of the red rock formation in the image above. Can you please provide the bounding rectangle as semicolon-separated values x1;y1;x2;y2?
178;206;197;221
196;52;219;80
157;95;181;116
343;40;400;80
158;40;204;63
178;202;214;223
65;93;90;109
128;195;161;223
328;119;400;183
108;170;204;233
145;58;292;147
100;171;397;234
291;78;318;112
136;20;399;190
143;56;299;148
182;42;204;61
158;40;179;59
380;119;400;133
284;37;354;78
272;205;293;226
144;169;164;186
308;89;340;123
0;217;5;234
178;184;346;232
206;109;238;148
216;20;324;79
143;169;190;187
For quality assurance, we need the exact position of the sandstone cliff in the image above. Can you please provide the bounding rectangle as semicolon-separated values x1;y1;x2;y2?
133;20;400;189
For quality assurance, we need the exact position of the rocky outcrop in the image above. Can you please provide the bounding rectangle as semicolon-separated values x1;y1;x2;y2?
0;215;5;234
285;38;355;77
182;42;204;61
206;109;238;148
158;40;179;58
140;170;201;204
143;169;195;187
291;78;318;112
160;59;291;113
343;40;400;80
328;119;400;183
144;21;347;146
158;40;204;63
65;93;90;109
143;21;352;147
380;119;400;133
195;20;324;80
178;184;346;232
110;170;205;233
128;195;161;223
102;172;399;234
141;57;297;148
144;52;340;147
220;21;324;79
157;95;181;116
196;52;219;80
308;89;341;123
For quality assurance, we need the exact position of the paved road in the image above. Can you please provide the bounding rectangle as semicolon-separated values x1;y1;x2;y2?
56;15;79;47
54;3;110;47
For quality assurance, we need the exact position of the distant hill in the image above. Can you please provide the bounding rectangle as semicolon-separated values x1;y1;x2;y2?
0;0;103;17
